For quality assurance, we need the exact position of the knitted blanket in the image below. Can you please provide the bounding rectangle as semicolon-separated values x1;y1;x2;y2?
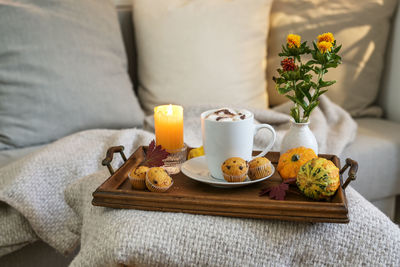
66;174;400;266
1;96;398;265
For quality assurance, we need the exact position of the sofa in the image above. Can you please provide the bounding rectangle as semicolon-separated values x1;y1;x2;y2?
1;0;399;266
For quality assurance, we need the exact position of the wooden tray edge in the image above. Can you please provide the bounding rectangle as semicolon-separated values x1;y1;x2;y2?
92;199;349;224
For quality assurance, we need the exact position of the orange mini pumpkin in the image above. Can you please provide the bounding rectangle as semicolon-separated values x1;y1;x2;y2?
277;147;317;181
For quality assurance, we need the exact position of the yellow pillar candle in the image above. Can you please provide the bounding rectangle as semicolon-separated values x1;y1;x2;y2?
154;104;184;153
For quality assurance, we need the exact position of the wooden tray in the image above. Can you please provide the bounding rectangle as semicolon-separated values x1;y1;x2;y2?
92;146;358;223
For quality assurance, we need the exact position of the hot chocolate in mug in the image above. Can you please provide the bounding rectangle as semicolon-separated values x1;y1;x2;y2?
201;108;276;180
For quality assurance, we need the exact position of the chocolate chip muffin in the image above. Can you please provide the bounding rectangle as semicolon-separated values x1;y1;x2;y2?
145;167;173;192
128;165;149;190
221;157;248;182
248;157;272;180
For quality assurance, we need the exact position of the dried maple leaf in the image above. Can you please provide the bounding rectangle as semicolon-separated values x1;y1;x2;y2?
142;140;169;167
259;178;296;200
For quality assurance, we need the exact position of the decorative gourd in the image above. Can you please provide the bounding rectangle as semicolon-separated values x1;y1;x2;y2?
277;147;317;182
297;158;340;200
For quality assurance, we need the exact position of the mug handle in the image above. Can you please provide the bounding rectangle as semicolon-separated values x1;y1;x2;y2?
253;124;276;158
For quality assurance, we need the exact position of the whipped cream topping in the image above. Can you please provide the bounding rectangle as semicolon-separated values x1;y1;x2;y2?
205;108;250;122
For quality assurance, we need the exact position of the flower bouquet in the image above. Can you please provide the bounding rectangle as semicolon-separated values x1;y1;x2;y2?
273;33;342;123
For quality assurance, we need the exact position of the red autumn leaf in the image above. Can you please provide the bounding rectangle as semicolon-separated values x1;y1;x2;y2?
259;178;296;200
142;140;169;167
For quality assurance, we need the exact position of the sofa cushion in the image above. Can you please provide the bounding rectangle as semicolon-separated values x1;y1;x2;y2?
266;0;398;117
0;0;144;149
341;118;400;201
0;241;75;267
370;196;397;220
132;0;272;113
117;6;137;89
380;2;400;123
0;145;44;168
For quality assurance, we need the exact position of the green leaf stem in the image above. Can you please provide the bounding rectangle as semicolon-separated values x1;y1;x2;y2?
273;37;342;122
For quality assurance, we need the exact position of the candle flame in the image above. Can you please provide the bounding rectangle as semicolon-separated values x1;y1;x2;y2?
167;104;173;116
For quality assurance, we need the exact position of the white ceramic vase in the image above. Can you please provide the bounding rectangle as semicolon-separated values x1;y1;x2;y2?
280;119;318;155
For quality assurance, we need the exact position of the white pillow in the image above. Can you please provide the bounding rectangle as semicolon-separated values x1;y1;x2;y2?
132;0;272;113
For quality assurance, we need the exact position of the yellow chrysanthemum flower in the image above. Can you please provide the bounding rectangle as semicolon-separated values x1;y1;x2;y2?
287;34;301;48
317;41;333;53
317;32;335;44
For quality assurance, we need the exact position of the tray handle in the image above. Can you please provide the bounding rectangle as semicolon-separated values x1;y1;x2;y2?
339;158;358;190
102;146;127;175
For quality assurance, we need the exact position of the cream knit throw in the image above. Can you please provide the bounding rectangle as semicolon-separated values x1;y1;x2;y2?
0;129;155;256
66;173;400;266
1;95;398;265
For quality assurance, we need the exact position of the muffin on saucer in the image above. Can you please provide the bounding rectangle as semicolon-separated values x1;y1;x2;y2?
145;167;173;193
221;157;248;182
128;166;149;190
248;157;272;180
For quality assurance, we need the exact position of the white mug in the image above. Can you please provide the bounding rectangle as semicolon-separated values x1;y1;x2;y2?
201;109;276;180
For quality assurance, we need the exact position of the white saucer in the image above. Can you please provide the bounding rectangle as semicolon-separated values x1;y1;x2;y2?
181;156;275;188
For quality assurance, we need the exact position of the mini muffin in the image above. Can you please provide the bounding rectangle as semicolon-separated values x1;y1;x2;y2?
128;166;149;190
221;157;248;182
145;167;173;192
248;157;272;180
